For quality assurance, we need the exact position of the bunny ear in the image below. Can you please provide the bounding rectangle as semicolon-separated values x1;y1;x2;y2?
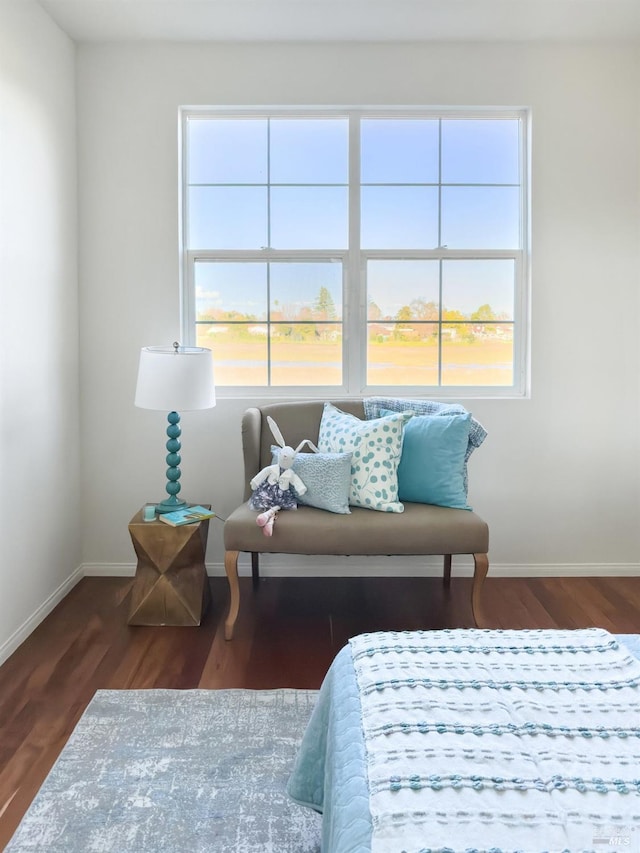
267;416;285;448
295;439;319;454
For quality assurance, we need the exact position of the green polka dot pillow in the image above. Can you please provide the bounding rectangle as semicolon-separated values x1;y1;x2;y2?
317;402;410;513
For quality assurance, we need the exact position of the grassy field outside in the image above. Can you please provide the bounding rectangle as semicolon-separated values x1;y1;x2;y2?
196;335;513;387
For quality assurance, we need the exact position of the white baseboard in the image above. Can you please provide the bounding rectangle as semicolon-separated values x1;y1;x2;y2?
81;558;640;579
0;565;84;667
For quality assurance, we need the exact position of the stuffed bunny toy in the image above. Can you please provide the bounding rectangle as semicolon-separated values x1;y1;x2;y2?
249;416;318;536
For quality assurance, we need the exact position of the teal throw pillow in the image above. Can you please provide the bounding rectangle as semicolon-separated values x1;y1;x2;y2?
380;408;472;510
317;403;409;513
270;447;352;514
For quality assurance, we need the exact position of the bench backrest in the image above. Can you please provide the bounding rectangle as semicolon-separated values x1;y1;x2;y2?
241;400;365;501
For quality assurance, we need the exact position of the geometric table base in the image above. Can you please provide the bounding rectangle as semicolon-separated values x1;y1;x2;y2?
128;507;211;626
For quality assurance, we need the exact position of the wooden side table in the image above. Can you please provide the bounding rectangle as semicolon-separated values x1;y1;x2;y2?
128;505;211;626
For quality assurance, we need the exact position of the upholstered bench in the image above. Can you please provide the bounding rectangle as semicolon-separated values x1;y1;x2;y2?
223;399;489;640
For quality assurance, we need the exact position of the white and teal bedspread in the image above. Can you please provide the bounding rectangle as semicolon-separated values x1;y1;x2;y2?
288;630;640;853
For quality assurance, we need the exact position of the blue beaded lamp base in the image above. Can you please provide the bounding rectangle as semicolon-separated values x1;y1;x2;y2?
155;411;188;514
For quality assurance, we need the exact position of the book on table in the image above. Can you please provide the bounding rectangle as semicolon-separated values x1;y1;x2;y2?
158;505;215;527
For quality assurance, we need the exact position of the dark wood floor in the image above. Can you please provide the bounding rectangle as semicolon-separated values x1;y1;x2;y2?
0;573;639;849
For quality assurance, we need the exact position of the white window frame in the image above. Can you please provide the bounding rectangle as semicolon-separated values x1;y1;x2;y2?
179;106;530;399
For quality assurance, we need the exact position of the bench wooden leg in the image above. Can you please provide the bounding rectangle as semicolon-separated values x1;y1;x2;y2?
471;552;489;627
443;554;452;587
251;552;260;587
224;550;240;640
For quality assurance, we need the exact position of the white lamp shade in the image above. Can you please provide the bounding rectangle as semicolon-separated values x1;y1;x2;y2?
135;345;216;412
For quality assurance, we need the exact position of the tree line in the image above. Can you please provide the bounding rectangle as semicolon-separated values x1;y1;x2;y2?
199;286;509;343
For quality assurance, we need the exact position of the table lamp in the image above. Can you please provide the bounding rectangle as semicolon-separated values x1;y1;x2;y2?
135;342;216;514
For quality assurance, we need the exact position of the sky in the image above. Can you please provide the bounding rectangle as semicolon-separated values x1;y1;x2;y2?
188;116;520;319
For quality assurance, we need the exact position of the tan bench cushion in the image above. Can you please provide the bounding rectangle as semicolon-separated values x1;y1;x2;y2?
224;501;488;557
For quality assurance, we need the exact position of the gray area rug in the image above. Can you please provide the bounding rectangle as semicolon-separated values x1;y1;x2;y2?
6;688;321;852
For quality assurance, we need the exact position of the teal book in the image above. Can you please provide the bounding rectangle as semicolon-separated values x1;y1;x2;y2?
158;505;214;527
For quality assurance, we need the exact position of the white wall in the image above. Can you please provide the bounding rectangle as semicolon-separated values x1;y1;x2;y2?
0;2;81;659
76;42;640;577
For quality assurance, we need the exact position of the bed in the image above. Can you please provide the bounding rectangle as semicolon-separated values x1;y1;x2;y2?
287;629;640;852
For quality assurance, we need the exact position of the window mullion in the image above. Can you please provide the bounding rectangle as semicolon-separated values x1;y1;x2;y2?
437;118;443;249
438;259;443;386
180;116;194;346
266;121;272;384
347;113;362;394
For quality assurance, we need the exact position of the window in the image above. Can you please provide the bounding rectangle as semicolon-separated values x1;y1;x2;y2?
181;109;529;397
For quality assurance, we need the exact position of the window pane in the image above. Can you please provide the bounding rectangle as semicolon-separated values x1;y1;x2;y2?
195;322;268;386
195;262;267;321
441;119;519;184
188;118;267;184
367;260;439;321
270;262;342;320
270;118;348;184
361;119;439;183
441;186;519;249
270;324;342;385
367;326;439;385
188;186;267;249
271;187;348;248
361;186;438;249
442;259;514;321
441;322;513;386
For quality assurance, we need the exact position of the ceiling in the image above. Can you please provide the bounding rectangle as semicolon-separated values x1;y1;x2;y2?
37;0;640;43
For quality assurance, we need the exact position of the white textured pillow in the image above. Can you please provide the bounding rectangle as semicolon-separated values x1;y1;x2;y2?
317;402;409;513
271;447;352;514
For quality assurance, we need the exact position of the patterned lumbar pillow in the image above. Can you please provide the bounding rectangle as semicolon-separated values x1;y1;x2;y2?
271;447;352;514
317;402;410;513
